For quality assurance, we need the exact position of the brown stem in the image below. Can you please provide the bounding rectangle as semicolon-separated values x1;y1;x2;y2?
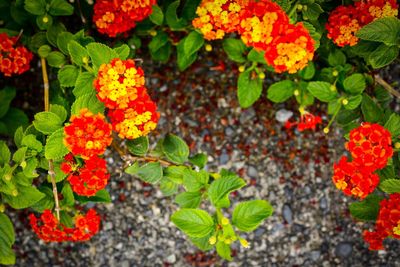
374;74;400;99
40;58;60;220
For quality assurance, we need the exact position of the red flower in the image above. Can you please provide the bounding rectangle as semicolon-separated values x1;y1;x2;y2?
29;209;101;242
363;193;400;250
63;109;113;159
332;156;379;199
285;111;321;132
0;33;33;76
346;123;393;171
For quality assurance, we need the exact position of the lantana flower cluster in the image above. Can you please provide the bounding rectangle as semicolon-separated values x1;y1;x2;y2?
94;58;159;139
285;108;322;132
93;0;156;37
193;0;315;73
363;193;400;250
29;209;101;242
326;0;398;47
332;123;393;199
0;33;33;77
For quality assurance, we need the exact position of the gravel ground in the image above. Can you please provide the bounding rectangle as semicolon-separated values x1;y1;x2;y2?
8;51;400;267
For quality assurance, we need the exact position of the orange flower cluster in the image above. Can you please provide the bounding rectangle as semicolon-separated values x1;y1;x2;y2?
61;154;110;196
94;58;159;139
285;111;322;132
332;123;393;198
326;0;398;47
93;0;156;37
63;109;112;159
363;193;400;250
193;0;315;73
29;209;101;242
0;33;33;77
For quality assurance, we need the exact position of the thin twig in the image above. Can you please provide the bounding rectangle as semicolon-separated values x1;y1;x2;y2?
374;74;400;99
41;58;61;221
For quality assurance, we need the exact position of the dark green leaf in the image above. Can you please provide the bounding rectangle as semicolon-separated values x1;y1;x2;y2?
24;0;46;15
49;0;74;16
384;113;400;137
343;73;366;95
267;80;296;103
356;17;400;45
184;31;204;57
222;38;247;63
162;134;189;164
0;87;16;119
149;5;164;25
368;44;399;69
126;137;149;156
237;70;262;108
361;94;384;123
307;81;338;102
137;162;163;184
349;194;383;221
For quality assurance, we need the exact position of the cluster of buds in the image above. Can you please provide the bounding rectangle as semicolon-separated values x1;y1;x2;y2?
93;0;156;37
326;0;398;47
332;123;393;199
0;33;33;77
193;0;315;73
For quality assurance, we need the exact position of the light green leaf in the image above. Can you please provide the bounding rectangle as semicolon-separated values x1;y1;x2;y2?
237;70;262;108
384;113;400;137
86;42;118;69
267;80;296;103
380;179;400;194
47;51;66;68
368;44;399;69
58;65;79;87
50;104;67;122
343;73;366;95
0;213;16;265
73;72;95;97
171;209;214;238
68;40;89;66
33;111;63;135
21;135;43;152
188;153;207;169
4;185;45;209
114;44;130;60
0;141;11;167
71;93;104;115
222;38;247;63
184;31;204;57
208;175;246;208
159;177;178;196
126;136;149;157
162;134;189;164
45;128;69;160
216;241;232;261
307;81;338;102
232;200;273;232
136;162;163;184
356;17;400;45
175;191;202;208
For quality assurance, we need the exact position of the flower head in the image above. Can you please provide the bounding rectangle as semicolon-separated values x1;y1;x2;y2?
63;109;113;159
363;193;400;250
108;91;159;139
332;156;379;199
346;123;393;170
29;209;101;242
121;0;156;22
94;58;146;109
0;33;33;77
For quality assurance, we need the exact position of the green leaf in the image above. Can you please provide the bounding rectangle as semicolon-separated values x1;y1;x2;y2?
232;200;273;232
344;95;362;110
368;44;399;69
60;183;74;206
114;44;130;60
216;241;232;261
149;5;164;25
14;127;24;148
188;153;207;169
50;104;67;123
22;135;43;152
149;32;169;54
68;40;89;66
356;17;400;45
177;38;197;71
0;141;10;167
49;0;74;16
38;45;52;58
86;42;118;69
0;108;29;136
71;93;105;115
31;186;54;212
267;80;296;103
302;21;321;49
162;134;189;164
361;94;384;123
349;194;383;221
184;31;204;57
4;185;45;209
0;213;16;265
159;177;178;196
74;189;111;203
307;81;338;102
237;70;262;108
12;147;27;164
298;61;315;80
33;111;63;135
23;157;39;178
46;22;66;47
175;191;202;208
36;14;53;31
380;179;400;193
182;169;208;192
163;166;186;184
302;3;323;21
384;113;400;137
222;38;247;63
208;175;246;208
182;0;202;20
171;209;214;238
136;162;163;184
45;128;69;160
328;49;346;66
343;74;366;95
58;65;79;87
24;0;46;15
73;72;95;97
56;31;74;55
125;161;139;175
165;1;187;30
189;234;214;251
0;87;16;119
47;51;66;68
247;49;267;64
126;136;149;157
150;41;172;63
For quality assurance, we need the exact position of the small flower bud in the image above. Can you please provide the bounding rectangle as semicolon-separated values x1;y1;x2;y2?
4;173;12;181
298;106;305;114
20;161;27;168
82;56;89;64
224;238;232;245
208;236;217;245
43;16;49;23
239;238;249;248
332;70;339;77
238;65;245;72
205;44;212;52
0;204;4;213
303;5;308;11
258;72;265;79
294;89;300;96
342;99;348;105
330;85;336;92
323;127;330;134
395;142;400;149
221;217;229;226
12;190;18;197
297;4;303;11
149;30;157;37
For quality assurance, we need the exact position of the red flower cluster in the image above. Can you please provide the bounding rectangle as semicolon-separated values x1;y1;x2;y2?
285;110;322;132
29;209;101;242
94;58;159;139
93;0;156;37
326;0;398;47
0;33;33;77
63;109;113;159
193;0;315;73
332;123;393;198
61;154;110;196
363;193;400;250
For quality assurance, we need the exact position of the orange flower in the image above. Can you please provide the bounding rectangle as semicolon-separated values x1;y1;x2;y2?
29;209;101;242
363;193;400;250
108;91;159;139
63;109;112;159
0;33;33;77
332;156;379;199
355;0;398;24
346;123;393;171
94;58;146;109
121;0;156;22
